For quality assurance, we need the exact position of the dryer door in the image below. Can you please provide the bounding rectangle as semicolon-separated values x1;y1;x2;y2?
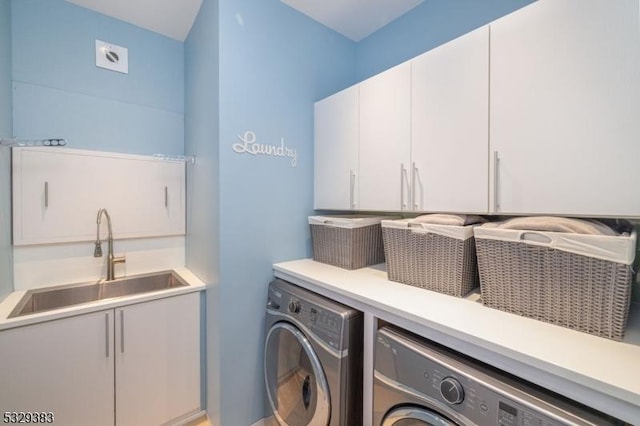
382;406;457;426
264;322;330;426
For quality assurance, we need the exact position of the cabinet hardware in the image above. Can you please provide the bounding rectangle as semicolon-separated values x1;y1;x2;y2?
493;151;500;212
411;163;419;210
44;182;49;208
349;170;356;209
120;310;125;353
105;312;110;358
400;164;408;210
164;186;168;208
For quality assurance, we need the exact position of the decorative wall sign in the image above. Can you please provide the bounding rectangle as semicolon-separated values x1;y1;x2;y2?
232;131;297;167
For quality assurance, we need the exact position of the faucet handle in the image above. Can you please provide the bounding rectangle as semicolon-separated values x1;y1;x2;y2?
94;241;103;257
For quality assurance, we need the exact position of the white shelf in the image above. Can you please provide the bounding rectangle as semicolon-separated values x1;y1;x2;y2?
273;258;640;424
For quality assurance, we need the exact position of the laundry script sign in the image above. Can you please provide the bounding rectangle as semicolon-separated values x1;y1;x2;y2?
232;131;297;167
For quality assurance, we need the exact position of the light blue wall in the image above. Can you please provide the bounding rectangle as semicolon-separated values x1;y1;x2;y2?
0;0;13;301
216;0;355;424
355;0;536;81
184;0;220;421
11;0;184;155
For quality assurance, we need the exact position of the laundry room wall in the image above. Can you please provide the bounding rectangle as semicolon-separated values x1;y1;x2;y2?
11;0;184;156
184;0;220;418
0;0;13;301
355;0;536;81
216;0;356;424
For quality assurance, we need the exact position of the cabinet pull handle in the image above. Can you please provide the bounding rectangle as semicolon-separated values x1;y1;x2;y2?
164;186;168;208
349;170;356;209
411;163;419;210
493;151;500;212
44;182;49;208
400;164;408;210
105;312;110;358
120;310;125;353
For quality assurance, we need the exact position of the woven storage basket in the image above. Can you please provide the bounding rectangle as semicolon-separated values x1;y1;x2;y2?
382;220;480;297
309;216;393;270
474;226;636;341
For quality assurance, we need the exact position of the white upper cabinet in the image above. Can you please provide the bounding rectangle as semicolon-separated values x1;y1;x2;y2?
490;0;640;216
359;62;412;211
314;86;359;210
13;147;186;245
411;26;489;213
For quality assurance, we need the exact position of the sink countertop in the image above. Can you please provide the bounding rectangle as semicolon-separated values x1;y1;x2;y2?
274;258;640;425
0;268;205;331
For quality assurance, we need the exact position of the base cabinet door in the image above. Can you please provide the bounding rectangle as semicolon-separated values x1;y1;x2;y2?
490;0;640;216
0;311;115;426
115;293;201;426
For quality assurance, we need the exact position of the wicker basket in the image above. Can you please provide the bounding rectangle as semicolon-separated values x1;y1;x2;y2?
474;226;636;340
309;216;393;270
382;220;480;297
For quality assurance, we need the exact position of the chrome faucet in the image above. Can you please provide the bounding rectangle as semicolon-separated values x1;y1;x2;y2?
94;208;126;281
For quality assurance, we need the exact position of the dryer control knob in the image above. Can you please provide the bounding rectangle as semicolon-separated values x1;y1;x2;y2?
288;300;301;314
440;377;464;405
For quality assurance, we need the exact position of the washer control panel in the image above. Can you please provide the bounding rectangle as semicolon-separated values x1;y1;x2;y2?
375;328;616;426
267;282;345;350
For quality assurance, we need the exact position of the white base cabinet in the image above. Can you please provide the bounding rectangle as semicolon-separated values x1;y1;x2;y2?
0;310;115;426
0;293;200;426
116;293;201;426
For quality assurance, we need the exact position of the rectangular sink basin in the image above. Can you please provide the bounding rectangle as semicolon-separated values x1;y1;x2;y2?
9;271;188;318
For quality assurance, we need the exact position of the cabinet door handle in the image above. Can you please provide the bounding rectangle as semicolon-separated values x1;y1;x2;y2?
400;164;408;210
105;312;110;358
164;186;168;208
349;170;356;209
120;310;125;353
411;163;419;210
44;182;49;208
493;151;500;212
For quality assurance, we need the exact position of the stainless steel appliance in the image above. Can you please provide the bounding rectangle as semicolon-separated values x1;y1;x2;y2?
374;326;621;426
264;279;362;426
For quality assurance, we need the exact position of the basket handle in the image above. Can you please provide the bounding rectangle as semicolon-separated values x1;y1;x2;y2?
520;232;552;244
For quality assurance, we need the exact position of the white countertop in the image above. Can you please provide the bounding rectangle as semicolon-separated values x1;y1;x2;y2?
274;258;640;424
0;267;205;331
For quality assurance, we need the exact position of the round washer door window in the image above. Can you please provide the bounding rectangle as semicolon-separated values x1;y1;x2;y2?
382;406;457;426
264;322;330;426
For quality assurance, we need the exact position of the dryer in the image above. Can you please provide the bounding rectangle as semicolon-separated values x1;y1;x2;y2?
264;279;362;426
373;326;621;426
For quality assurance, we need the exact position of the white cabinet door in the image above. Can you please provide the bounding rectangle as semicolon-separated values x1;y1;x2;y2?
359;62;411;211
0;310;115;426
115;293;200;426
490;0;640;216
13;147;186;245
411;26;489;213
314;86;359;210
12;148;103;243
108;157;185;237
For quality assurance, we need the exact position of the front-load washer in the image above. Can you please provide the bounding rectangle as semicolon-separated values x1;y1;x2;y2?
264;279;363;426
374;326;622;426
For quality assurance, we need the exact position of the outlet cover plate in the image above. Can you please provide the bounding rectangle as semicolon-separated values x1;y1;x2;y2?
95;40;128;74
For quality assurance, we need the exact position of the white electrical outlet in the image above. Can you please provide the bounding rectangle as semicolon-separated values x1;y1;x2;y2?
95;40;128;74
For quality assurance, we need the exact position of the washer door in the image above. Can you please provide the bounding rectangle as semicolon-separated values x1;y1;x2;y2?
264;322;331;426
382;406;457;426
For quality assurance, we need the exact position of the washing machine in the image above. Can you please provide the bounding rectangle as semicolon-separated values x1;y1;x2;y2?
264;279;363;426
373;326;622;426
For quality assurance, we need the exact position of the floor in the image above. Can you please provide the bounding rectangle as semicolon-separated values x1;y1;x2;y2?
184;415;211;426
